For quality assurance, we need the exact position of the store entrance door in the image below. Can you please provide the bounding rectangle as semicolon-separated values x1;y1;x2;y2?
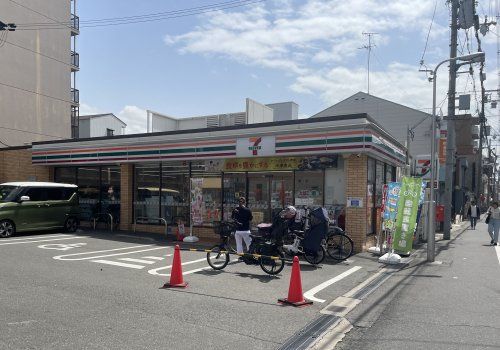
248;172;293;224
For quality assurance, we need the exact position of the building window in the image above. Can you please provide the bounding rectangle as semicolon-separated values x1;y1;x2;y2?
134;163;161;223
106;128;114;137
367;158;376;234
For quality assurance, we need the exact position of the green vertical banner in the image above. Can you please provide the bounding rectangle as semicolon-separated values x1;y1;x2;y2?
393;176;423;253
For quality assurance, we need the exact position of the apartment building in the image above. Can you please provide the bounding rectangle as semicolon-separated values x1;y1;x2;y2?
0;0;79;146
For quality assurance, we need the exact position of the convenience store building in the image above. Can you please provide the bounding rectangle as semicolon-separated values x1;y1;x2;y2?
2;113;406;252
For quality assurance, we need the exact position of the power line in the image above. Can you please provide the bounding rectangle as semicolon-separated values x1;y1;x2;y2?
420;0;438;66
0;81;74;104
0;125;66;139
8;0;72;30
13;0;267;30
3;40;72;67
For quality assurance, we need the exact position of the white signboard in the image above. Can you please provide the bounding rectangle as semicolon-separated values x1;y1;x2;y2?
236;136;275;157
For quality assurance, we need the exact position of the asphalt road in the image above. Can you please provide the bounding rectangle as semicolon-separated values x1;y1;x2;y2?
0;229;388;350
336;221;500;350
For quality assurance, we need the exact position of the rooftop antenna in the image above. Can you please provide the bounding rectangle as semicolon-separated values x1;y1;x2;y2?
360;32;378;94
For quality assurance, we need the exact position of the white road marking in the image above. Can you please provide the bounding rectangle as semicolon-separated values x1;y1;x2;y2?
148;257;208;276
158;259;240;277
1;234;72;242
142;256;166;260
119;258;158;264
38;243;87;251
0;237;83;246
495;246;500;265
304;266;363;303
92;260;145;269
53;245;166;261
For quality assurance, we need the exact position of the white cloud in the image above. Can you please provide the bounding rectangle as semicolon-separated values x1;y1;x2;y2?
80;103;147;135
79;103;103;116
164;0;439;72
117;105;147;134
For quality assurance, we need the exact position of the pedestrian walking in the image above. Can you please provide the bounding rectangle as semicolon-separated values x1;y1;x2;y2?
467;201;480;230
486;201;500;245
231;197;253;254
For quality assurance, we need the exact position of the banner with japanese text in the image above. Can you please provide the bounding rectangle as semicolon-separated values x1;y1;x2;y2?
383;182;401;230
393;177;423;253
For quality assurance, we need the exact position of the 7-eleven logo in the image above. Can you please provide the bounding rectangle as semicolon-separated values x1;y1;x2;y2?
248;137;262;156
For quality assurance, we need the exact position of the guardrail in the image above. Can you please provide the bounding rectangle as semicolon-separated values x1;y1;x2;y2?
92;213;113;232
133;216;168;235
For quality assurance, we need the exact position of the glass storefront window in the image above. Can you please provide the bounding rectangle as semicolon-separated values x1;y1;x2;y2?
271;173;293;211
78;167;100;221
101;166;121;224
367;158;376;234
295;171;323;207
134;163;160;222
161;161;189;226
54;167;77;185
375;161;384;207
223;173;246;221
191;161;222;226
248;173;270;223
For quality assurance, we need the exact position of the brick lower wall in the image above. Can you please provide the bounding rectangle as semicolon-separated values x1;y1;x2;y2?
0;147;52;183
345;154;368;253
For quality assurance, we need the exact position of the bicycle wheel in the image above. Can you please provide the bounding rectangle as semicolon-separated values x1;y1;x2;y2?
206;245;230;270
304;245;326;265
228;232;237;253
259;250;285;275
326;234;354;261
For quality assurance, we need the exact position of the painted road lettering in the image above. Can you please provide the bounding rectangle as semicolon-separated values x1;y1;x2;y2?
38;243;87;251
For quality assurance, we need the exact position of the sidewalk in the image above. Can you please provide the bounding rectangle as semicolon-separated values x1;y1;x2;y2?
336;220;500;350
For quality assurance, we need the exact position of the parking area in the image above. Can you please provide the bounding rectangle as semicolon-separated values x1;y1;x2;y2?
1;230;389;350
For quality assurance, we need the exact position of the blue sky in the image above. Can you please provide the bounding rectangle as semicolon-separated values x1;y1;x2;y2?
77;0;500;135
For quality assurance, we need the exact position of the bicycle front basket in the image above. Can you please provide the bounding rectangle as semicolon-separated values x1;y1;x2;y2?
213;221;233;237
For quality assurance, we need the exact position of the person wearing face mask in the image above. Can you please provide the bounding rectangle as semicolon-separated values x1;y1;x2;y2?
486;201;500;246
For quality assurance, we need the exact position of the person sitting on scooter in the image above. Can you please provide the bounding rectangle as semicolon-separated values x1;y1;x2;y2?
232;197;253;255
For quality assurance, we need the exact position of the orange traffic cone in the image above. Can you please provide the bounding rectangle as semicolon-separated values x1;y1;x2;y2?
162;245;188;288
278;256;312;307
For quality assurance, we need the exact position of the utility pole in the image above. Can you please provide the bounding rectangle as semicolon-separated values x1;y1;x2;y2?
475;19;486;203
361;32;378;95
443;0;459;240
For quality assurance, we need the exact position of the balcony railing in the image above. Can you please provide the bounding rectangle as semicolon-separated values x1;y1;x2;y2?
71;88;79;104
70;51;79;70
71;14;79;32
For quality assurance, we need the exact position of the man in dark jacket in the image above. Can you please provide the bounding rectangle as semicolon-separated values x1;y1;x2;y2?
232;197;253;254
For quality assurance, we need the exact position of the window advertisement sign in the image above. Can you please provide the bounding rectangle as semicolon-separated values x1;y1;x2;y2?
383;182;401;230
392;177;423;253
223;155;339;172
190;178;204;226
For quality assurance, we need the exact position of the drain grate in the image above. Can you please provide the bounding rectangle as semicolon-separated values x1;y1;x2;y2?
278;314;341;350
351;272;392;300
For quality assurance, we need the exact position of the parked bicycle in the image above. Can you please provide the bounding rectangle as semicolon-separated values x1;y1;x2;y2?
206;220;285;275
275;206;329;265
324;223;354;261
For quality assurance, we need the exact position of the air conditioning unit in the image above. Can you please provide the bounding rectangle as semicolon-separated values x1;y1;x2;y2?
471;125;479;139
473;139;479;149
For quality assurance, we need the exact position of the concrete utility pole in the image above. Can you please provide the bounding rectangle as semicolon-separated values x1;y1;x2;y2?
443;0;459;240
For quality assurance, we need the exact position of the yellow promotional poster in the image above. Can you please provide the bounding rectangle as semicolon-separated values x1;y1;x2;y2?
223;157;303;171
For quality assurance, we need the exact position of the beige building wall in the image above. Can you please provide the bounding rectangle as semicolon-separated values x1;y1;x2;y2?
0;147;52;183
0;0;73;147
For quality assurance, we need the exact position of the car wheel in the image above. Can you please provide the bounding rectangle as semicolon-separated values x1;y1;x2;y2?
64;217;78;233
0;220;15;238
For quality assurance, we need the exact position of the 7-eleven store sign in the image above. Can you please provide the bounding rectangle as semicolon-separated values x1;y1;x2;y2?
236;136;276;157
416;155;439;189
